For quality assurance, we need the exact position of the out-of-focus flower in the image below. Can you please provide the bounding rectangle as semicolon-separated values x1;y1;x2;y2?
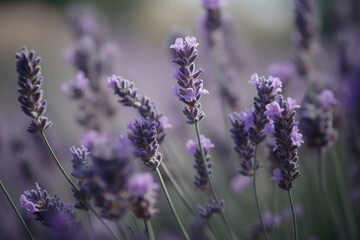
186;135;215;189
197;197;225;219
128;172;159;219
230;175;251;193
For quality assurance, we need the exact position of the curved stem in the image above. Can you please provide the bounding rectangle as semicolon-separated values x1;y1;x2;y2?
160;163;195;215
0;180;35;240
253;144;269;240
317;149;342;239
40;132;120;240
155;168;190;240
287;190;298;240
144;219;155;240
194;122;235;240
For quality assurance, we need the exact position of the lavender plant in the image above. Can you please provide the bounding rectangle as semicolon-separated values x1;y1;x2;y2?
15;47;121;240
267;95;303;240
170;36;234;239
128;117;189;240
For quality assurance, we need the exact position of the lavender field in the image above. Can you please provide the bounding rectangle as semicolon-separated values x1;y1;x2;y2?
0;0;359;239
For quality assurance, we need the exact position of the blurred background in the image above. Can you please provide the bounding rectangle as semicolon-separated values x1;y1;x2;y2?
0;0;359;239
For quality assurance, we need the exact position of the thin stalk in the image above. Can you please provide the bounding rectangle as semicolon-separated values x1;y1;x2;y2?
287;190;298;240
160;163;195;215
40;131;120;240
155;168;190;240
86;210;95;239
0;180;35;240
317;149;342;239
253;144;269;240
144;219;155;240
194;122;235;240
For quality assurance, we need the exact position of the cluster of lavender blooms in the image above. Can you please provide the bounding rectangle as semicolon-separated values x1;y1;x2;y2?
248;73;282;144
293;0;318;76
186;135;215;189
197;197;225;219
19;183;82;232
69;145;91;210
128;172;159;219
299;89;337;150
62;6;118;130
170;36;209;124
108;75;171;144
228;108;256;176
16;47;52;133
268;96;303;190
83;135;160;220
128;117;163;170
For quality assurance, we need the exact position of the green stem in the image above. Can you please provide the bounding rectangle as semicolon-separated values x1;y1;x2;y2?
40;131;120;240
287;190;298;240
317;149;342;239
86;210;95;239
155;168;190;240
194;122;235;240
160;163;195;215
144;219;155;240
253;144;269;240
0;180;35;240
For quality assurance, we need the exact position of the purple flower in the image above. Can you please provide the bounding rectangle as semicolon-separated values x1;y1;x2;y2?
170;36;207;124
19;195;37;215
16;47;52;133
128;172;159;219
270;168;281;184
170;38;185;52
320;89;337;108
290;126;304;147
202;0;227;9
228;111;256;176
186;135;215;155
19;183;82;231
268;61;295;84
230;175;251;193
264;119;275;135
62;71;89;99
197;197;225;219
128;117;163;169
265;101;284;119
79;130;108;151
86;137;134;220
187;135;214;189
270;95;302;190
287;97;301;111
249;73;260;85
248;74;283;144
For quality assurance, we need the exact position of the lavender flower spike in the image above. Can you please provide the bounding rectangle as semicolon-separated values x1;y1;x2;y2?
267;95;302;190
128;117;163;170
228;108;257;176
186;135;215;189
128;172;159;219
197;197;225;220
16;47;52;133
248;73;282;144
170;36;208;124
20;183;82;231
